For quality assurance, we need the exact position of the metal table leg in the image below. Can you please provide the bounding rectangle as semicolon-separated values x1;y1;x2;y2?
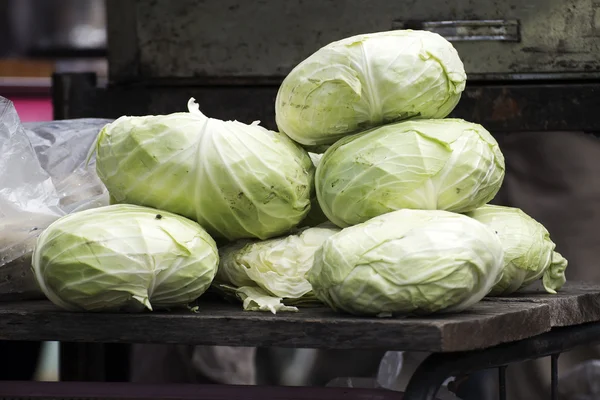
403;322;600;400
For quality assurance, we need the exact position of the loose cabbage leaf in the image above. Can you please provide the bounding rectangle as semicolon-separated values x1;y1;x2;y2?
216;224;340;312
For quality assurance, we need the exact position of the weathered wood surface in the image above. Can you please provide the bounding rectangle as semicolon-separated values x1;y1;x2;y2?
485;282;600;327
0;283;598;353
0;256;44;302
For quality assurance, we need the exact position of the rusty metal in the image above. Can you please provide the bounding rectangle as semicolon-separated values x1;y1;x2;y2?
52;73;600;135
106;0;600;83
391;20;521;42
403;322;600;400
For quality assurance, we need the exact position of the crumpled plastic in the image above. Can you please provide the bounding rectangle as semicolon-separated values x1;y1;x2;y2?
130;344;258;385
559;360;600;400
190;346;257;385
0;96;111;299
326;351;460;399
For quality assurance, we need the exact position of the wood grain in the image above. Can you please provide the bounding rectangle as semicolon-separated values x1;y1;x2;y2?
485;282;600;327
0;283;596;352
0;257;44;302
4;284;598;352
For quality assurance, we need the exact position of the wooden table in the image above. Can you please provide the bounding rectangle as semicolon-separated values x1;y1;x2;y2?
1;282;600;400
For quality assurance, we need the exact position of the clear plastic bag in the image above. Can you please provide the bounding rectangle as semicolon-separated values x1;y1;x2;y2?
377;351;460;399
190;346;257;385
325;351;460;399
0;97;111;299
376;351;405;390
559;360;600;400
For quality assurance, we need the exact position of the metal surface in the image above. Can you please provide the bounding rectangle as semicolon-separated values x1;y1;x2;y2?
0;381;400;400
402;322;600;400
51;73;600;134
106;0;600;82
550;354;559;400
391;20;520;42
498;366;506;400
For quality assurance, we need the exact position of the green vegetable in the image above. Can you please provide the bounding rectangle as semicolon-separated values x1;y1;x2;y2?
316;118;505;227
307;209;504;316
32;204;219;312
466;204;568;296
215;224;340;313
308;152;324;169
233;286;299;314
275;30;466;146
298;152;329;227
95;98;314;241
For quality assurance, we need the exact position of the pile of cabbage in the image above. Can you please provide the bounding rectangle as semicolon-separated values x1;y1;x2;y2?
32;29;567;315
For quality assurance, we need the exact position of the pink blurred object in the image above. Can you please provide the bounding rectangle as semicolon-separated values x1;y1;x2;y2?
9;97;53;122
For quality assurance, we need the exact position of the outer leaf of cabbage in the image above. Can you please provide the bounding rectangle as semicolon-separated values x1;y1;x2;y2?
95;98;314;241
316;119;505;227
216;224;340;311
227;285;299;314
465;204;568;296
308;152;324;168
307;209;504;316
298;152;329;228
275;30;466;146
32;204;219;311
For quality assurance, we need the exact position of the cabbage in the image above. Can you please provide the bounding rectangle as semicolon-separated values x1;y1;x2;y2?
215;224;340;313
32;204;219;312
307;209;504;316
95;98;314;241
275;30;466;146
316;119;505;227
466;205;568;296
308;152;324;168
229;286;299;314
298;152;329;227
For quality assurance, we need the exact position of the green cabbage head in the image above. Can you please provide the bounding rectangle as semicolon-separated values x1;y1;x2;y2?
32;204;219;312
95;98;314;241
298;152;329;228
307;209;504;316
215;223;340;313
316;119;505;227
466;204;568;296
275;29;466;146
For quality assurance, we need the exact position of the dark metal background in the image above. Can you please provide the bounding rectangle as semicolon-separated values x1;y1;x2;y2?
52;73;600;134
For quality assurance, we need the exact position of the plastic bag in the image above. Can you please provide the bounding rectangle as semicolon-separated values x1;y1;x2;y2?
322;351;393;389
0;97;111;300
190;346;257;385
559;360;600;400
376;351;405;390
325;351;460;399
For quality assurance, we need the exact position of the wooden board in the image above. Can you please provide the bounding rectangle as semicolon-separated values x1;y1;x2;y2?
485;282;600;327
0;257;45;302
0;283;598;353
